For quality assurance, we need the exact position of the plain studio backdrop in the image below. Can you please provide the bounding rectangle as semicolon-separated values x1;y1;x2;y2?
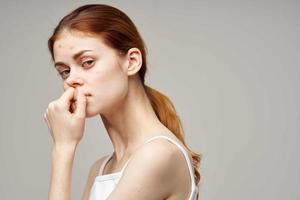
0;0;299;199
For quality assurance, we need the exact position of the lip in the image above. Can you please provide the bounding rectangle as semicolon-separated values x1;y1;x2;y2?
72;94;91;101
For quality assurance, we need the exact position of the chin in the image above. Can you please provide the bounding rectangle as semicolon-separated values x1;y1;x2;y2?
83;99;101;118
84;94;125;118
85;109;100;118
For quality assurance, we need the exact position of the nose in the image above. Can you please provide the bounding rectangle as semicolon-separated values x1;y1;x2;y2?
64;69;84;89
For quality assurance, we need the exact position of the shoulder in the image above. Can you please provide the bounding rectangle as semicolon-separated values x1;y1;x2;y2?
107;138;188;200
90;155;109;174
81;154;110;200
134;138;185;175
86;154;109;178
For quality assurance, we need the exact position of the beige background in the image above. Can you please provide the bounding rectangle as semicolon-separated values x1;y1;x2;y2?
0;0;299;199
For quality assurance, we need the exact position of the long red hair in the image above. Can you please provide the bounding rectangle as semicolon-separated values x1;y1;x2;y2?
47;4;201;197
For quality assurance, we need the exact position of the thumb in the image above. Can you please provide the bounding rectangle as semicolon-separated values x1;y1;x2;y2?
74;89;87;118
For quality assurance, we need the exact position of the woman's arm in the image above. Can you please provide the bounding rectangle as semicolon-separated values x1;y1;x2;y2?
107;139;180;200
49;145;77;200
44;87;87;200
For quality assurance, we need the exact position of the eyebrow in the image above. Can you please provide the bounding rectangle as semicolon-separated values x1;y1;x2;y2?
54;50;93;68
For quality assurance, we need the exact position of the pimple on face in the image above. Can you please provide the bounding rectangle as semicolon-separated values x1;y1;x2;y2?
56;43;75;50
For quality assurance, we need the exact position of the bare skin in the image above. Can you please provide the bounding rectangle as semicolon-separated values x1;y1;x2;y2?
44;29;193;200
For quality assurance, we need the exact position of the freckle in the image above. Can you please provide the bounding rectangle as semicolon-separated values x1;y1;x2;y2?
58;44;62;48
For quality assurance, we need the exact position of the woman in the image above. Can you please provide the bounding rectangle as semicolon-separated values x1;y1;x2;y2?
44;4;201;200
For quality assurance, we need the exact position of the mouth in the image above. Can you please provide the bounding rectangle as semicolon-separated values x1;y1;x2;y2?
72;94;91;102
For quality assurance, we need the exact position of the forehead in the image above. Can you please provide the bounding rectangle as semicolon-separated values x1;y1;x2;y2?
53;31;108;59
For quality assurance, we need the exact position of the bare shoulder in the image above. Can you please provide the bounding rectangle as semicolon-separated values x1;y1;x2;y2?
81;155;110;200
107;138;191;200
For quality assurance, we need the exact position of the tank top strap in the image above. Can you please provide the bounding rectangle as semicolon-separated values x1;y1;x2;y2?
120;135;196;185
141;135;196;186
144;135;199;199
119;156;132;174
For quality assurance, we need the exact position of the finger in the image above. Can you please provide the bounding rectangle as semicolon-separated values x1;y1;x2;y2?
70;100;76;113
74;89;87;118
58;87;75;109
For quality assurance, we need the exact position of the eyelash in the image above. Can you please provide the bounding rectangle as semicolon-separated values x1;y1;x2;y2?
58;60;94;79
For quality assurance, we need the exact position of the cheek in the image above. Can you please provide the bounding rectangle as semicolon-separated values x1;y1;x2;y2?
100;70;127;98
91;63;128;108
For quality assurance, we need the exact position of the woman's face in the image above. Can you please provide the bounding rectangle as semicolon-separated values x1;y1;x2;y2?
53;30;129;118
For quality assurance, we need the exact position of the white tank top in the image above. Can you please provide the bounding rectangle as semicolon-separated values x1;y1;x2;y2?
89;135;199;200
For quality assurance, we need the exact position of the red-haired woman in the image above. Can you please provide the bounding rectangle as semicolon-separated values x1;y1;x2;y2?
44;4;201;200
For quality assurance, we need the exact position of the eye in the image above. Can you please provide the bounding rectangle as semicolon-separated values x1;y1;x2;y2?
82;60;94;68
58;69;70;80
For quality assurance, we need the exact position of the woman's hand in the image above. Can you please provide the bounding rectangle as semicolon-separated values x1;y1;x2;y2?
44;87;87;147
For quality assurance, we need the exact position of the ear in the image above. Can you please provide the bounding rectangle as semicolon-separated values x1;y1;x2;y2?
125;47;143;76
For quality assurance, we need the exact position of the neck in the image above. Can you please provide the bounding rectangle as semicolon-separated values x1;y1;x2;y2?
99;80;167;162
